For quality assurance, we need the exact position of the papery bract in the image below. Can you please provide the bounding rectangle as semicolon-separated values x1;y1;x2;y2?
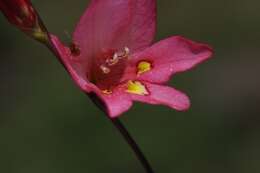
50;0;213;118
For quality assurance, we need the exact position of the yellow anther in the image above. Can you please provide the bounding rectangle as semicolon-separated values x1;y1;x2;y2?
137;61;152;75
126;80;148;96
102;89;113;95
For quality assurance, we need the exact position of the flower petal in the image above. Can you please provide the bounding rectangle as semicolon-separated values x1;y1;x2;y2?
73;0;156;62
124;0;156;51
47;36;133;118
130;82;190;111
91;86;133;118
50;35;96;92
51;35;190;116
125;36;213;83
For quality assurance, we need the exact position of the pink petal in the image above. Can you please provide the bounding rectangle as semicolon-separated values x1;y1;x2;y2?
125;36;213;83
73;0;156;62
50;35;96;92
130;82;190;111
92;86;133;118
50;36;132;118
124;0;156;51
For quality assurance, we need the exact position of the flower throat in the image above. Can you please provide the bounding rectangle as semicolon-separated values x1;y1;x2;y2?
90;47;130;89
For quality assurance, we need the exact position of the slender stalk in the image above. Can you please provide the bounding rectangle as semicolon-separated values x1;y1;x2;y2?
110;118;154;173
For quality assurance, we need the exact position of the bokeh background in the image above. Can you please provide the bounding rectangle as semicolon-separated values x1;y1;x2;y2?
1;0;260;172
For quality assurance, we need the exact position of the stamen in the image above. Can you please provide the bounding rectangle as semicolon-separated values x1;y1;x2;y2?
105;47;130;66
117;47;130;59
106;53;119;66
113;53;119;61
124;47;130;56
100;64;111;74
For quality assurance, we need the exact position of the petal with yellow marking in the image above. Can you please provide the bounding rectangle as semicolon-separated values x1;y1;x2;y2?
137;61;152;75
126;80;149;96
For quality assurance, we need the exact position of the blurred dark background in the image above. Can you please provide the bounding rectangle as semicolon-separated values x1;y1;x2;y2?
0;0;260;172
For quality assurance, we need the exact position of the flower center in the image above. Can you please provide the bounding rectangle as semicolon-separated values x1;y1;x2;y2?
90;47;130;90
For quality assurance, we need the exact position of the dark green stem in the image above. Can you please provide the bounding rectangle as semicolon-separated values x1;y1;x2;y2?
110;118;155;173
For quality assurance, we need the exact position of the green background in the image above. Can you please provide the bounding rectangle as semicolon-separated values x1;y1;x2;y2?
0;0;260;172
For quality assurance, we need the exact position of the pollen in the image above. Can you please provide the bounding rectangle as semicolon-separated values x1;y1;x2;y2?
126;80;149;96
137;61;152;75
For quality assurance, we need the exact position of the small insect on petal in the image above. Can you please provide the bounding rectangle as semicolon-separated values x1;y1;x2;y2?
70;43;81;56
126;80;149;96
137;61;152;75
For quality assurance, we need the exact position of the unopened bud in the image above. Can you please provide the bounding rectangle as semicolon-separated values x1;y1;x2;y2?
0;0;48;43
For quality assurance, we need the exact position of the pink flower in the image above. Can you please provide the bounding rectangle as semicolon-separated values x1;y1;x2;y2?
50;0;213;118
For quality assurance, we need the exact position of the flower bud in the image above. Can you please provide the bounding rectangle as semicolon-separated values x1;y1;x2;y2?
0;0;48;43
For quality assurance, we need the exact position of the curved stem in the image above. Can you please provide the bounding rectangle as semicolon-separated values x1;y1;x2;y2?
110;118;154;173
